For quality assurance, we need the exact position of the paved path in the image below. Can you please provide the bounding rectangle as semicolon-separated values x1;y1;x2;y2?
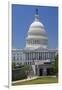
12;76;39;84
12;76;56;84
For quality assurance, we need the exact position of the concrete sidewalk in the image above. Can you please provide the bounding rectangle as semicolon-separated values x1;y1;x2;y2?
12;76;39;84
12;76;56;84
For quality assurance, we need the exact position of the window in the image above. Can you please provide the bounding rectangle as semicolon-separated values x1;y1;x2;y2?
13;56;15;60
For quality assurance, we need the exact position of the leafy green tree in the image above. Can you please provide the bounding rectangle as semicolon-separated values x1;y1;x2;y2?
21;64;32;76
12;62;16;69
12;64;32;81
52;54;58;76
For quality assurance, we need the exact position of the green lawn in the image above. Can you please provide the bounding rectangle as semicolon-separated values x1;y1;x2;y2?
12;76;58;85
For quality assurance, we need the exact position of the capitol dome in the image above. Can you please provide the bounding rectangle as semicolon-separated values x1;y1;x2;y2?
26;9;48;49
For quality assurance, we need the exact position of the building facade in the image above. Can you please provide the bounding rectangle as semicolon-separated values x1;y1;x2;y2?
12;9;57;76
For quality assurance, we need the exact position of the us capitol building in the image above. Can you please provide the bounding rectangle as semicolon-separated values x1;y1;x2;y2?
12;9;57;76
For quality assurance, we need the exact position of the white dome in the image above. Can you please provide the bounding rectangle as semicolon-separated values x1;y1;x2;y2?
28;21;47;36
26;10;48;49
30;21;44;28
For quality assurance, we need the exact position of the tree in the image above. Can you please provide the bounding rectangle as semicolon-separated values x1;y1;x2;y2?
52;54;58;76
12;62;16;69
12;64;32;81
21;64;32;76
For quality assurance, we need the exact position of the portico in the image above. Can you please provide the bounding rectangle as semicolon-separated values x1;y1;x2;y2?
24;49;56;65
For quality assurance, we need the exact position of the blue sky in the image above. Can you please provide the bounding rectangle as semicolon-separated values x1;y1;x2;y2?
12;4;58;49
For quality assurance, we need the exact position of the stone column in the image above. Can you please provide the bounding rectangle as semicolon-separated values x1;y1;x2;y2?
43;52;44;60
41;52;42;60
46;52;47;59
31;53;33;60
43;68;47;76
29;53;30;61
27;53;28;63
37;52;39;60
42;53;43;60
47;52;48;59
42;52;44;60
30;53;32;60
45;52;46;60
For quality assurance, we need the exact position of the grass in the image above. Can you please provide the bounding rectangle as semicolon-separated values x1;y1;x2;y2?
12;76;58;85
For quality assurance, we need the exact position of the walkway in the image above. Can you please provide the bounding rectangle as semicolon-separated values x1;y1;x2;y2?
12;76;56;84
12;76;39;84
